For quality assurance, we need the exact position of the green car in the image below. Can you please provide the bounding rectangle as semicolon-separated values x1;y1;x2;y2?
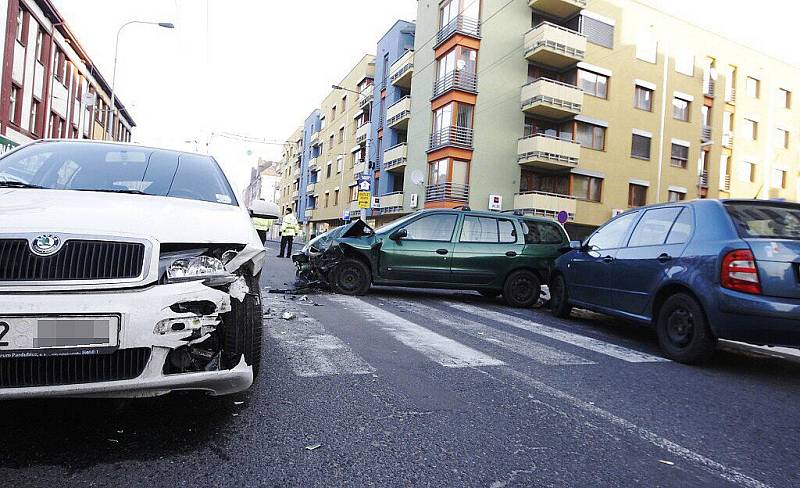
293;208;570;307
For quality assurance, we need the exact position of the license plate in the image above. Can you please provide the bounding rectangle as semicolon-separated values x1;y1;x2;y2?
0;316;119;357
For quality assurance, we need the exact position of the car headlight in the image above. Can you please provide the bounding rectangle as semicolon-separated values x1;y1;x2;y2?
167;255;227;280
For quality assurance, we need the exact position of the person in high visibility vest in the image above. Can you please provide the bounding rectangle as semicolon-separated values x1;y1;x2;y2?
252;216;273;245
277;207;301;258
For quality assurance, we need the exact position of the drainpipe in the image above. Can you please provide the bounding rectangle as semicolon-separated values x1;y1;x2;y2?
655;43;670;203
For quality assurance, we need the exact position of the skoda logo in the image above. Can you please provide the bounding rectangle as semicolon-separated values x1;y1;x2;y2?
31;234;61;256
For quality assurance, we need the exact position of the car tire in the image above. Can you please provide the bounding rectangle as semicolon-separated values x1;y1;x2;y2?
549;274;572;319
503;270;541;308
331;258;371;296
222;273;263;379
479;290;501;299
656;293;717;364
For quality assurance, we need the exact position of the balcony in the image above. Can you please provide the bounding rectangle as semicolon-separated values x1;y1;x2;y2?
390;50;414;89
359;85;374;109
310;130;320;144
521;78;582;118
704;79;715;98
383;143;408;172
435;15;481;47
308;156;319;170
513;191;577;220
433;70;478;99
378;192;404;213
725;87;736;104
353;160;368;175
524;22;586;69
304;209;314;219
701;125;712;142
306;182;316;193
698;171;709;189
429;126;474;151
517;134;580;169
386;97;412;130
528;0;586;18
426;183;469;204
722;174;731;191
355;122;371;144
292;190;299;199
723;131;734;148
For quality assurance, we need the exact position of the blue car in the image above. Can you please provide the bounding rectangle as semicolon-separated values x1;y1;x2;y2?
550;199;800;364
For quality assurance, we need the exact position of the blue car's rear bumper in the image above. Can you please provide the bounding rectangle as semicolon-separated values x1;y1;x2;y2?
711;289;800;346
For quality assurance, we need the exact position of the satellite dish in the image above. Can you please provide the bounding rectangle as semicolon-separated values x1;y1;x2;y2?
411;170;424;185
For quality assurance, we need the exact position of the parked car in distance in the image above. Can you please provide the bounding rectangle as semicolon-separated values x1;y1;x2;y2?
550;199;800;363
294;208;569;307
0;140;280;399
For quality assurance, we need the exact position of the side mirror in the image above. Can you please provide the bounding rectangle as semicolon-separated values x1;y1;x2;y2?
570;240;583;250
249;200;280;219
389;228;408;241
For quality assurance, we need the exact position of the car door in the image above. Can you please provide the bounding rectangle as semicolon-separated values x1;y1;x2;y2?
566;212;640;308
521;219;569;278
451;215;525;286
377;212;459;284
612;207;693;317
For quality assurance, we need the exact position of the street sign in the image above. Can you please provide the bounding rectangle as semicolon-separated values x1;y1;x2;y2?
488;194;502;211
557;211;569;224
342;209;351;221
358;191;371;209
357;174;371;192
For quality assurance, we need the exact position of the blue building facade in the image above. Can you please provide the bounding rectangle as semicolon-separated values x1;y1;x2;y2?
297;109;321;223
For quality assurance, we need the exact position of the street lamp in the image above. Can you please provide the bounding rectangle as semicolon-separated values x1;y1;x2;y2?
108;20;175;141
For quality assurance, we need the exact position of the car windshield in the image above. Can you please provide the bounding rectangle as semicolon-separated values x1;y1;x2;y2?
0;142;238;206
726;202;800;240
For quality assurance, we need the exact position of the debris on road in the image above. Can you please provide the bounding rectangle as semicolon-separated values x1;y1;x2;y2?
299;295;309;301
234;401;244;406
658;460;675;466
282;312;296;320
305;443;322;451
107;439;119;444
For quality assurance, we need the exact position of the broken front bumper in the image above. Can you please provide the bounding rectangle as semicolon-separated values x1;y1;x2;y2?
0;280;253;399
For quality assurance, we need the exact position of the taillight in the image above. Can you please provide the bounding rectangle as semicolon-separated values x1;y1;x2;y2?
721;249;761;295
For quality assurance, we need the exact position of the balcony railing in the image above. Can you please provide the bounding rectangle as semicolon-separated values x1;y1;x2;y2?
356;122;371;144
383;143;408;171
517;133;580;168
389;50;414;88
308;156;319;169
386;96;412;129
701;125;712;142
521;78;582;117
353;160;368;175
306;182;316;193
436;15;481;46
524;21;586;68
433;70;478;98
704;79;715;97
359;85;374;109
698;171;709;188
378;192;404;212
304;209;314;219
722;174;731;191
426;183;469;203
292;190;299;199
350;200;361;212
725;87;736;104
513;190;577;219
723;131;734;147
528;0;586;18
429;126;474;151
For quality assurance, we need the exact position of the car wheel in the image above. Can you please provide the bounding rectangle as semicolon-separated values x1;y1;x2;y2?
479;290;501;299
503;270;541;308
222;273;263;379
656;293;717;364
549;274;572;318
331;258;371;296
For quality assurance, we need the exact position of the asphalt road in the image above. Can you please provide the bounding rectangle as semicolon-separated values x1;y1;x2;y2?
1;240;799;487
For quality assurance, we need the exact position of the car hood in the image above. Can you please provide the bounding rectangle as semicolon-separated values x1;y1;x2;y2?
0;188;257;244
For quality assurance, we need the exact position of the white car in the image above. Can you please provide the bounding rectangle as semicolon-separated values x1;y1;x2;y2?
0;140;279;399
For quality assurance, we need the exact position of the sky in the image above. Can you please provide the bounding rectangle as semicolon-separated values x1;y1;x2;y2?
50;0;798;196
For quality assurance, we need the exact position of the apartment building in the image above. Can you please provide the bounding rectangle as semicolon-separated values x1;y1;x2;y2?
401;0;800;237
277;127;303;213
0;0;134;151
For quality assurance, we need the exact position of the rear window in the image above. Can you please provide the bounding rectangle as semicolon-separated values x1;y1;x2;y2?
522;220;564;244
726;203;800;240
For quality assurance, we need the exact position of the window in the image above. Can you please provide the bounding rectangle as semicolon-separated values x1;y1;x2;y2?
775;128;789;149
350;186;358;201
771;168;787;189
436;45;477;88
675;51;694;76
667;191;686;202
572;175;602;202
326;162;332;178
15;8;25;44
737;161;757;183
745;77;760;98
338;127;344;143
634;85;653;111
581;16;614;49
341;95;347;110
778;88;791;109
628;208;682;247
29;99;40;134
743;119;758;140
440;0;479;29
334;189;339;206
460;216;500;243
336;157;343;174
672;97;690;121
523;221;564;244
331;105;336;121
35;29;45;63
576;122;605;150
587;212;639;250
701;105;711;127
9;85;21;125
670;143;689;168
631;134;651;160
577;69;608;99
725;65;737;103
628;184;647;207
498;220;517;244
725;202;800;240
635;34;657;63
328;134;334;150
429;159;449;186
404;214;458;241
666;209;694;244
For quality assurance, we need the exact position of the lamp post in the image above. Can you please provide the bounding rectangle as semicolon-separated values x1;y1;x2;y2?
107;20;175;141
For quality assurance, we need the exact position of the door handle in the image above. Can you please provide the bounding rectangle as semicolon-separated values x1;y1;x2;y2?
657;253;673;263
506;251;518;257
436;249;449;255
603;255;614;263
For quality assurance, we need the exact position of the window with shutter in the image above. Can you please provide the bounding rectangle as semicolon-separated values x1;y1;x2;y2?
582;17;614;49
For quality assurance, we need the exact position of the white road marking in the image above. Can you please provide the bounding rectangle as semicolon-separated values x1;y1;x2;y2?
445;302;669;363
490;367;770;488
268;315;375;378
328;295;504;368
392;298;594;366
